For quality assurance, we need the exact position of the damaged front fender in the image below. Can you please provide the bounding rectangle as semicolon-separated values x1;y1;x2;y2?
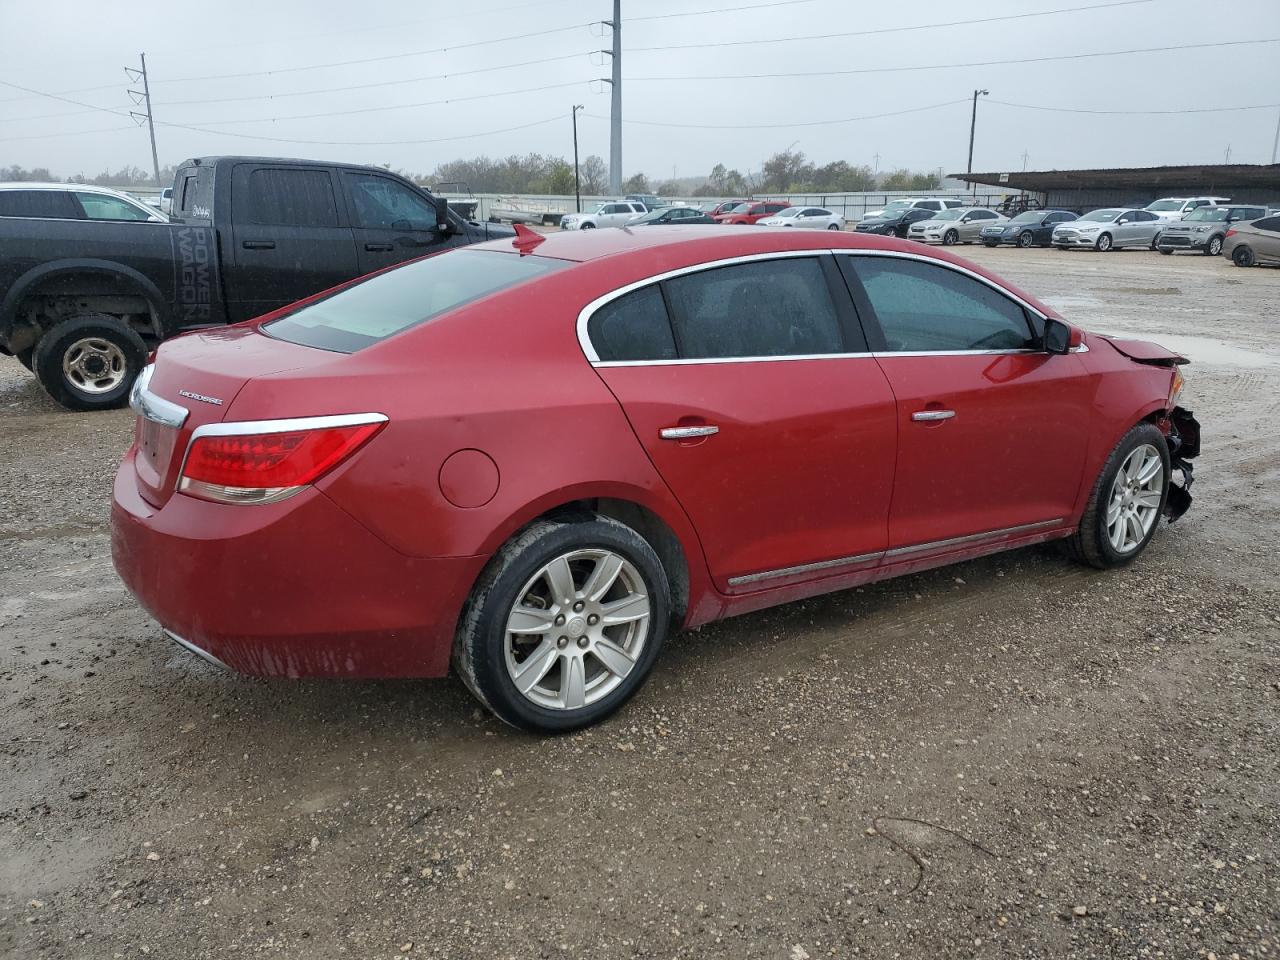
1163;405;1200;523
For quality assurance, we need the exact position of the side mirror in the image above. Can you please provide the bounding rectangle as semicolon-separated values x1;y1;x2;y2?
1043;318;1076;355
432;195;453;234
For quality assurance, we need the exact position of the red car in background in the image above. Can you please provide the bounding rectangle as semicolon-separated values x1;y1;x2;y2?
112;227;1199;732
706;199;747;218
714;200;790;224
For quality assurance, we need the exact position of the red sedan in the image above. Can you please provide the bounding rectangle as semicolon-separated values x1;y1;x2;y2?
112;227;1199;732
714;200;790;225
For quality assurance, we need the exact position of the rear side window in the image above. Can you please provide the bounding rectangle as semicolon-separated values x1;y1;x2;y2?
1255;216;1280;233
849;257;1034;352
244;168;338;227
0;189;80;219
588;286;677;362
265;250;567;353
664;258;843;359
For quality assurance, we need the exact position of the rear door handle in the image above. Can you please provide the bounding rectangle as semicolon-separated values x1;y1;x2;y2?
911;410;955;422
364;242;394;252
660;425;719;440
241;240;276;250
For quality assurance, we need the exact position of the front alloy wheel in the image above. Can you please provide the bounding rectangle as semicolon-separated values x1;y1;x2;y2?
1018;231;1034;248
1206;235;1223;256
1104;444;1164;555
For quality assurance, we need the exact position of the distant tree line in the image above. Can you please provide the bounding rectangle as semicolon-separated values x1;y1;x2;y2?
4;150;941;196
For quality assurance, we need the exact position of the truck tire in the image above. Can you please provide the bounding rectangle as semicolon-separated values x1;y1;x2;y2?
32;314;147;412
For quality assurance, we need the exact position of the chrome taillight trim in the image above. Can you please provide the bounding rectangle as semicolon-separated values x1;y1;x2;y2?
129;364;189;429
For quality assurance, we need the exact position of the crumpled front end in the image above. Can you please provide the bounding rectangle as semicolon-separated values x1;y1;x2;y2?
1163;406;1200;522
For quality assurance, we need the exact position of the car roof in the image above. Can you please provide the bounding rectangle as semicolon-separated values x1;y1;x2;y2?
0;181;144;196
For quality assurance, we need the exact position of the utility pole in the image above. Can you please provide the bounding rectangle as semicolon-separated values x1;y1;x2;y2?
873;152;880;172
607;0;622;195
1224;144;1232;164
572;104;583;213
967;88;988;193
1272;107;1279;164
1021;149;1030;171
125;53;161;187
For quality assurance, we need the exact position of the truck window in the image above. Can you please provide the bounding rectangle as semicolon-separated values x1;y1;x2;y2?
244;168;339;228
176;174;198;214
345;173;437;231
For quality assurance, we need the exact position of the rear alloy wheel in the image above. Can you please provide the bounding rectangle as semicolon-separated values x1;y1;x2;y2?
943;229;959;245
1096;232;1114;252
1206;235;1224;257
1064;423;1169;569
31;313;147;411
1232;245;1256;267
1017;230;1034;248
454;515;670;732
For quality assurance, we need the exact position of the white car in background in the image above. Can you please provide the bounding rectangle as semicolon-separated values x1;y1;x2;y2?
0;181;167;222
859;196;963;222
560;201;647;230
756;206;845;230
1144;196;1231;221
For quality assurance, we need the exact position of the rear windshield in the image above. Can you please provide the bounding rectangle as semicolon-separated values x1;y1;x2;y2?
264;249;568;353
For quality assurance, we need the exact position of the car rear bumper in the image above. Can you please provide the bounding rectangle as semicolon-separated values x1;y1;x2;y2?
111;449;485;679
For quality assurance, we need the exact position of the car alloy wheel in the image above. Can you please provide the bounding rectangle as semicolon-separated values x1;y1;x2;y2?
944;229;959;245
1232;245;1255;267
1206;235;1223;256
1096;233;1113;252
503;548;651;711
1105;444;1164;555
1018;231;1034;248
826;223;841;231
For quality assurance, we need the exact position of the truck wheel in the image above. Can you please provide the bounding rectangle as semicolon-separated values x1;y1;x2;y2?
32;314;147;412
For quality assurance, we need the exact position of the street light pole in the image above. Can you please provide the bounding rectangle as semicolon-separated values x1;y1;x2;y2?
967;88;989;193
572;104;584;213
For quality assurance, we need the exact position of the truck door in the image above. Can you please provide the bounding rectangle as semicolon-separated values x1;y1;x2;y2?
342;171;457;276
225;164;359;322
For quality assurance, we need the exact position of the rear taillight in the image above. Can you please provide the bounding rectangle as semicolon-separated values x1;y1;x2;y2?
1224;229;1237;239
178;414;387;505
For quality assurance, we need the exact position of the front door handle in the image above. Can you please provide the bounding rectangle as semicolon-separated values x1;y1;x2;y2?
660;425;719;440
242;240;276;250
911;410;956;422
364;242;394;252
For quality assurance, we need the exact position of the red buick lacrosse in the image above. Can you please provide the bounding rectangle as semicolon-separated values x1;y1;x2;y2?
112;226;1198;731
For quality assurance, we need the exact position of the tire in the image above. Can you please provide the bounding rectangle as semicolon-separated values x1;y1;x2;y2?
943;229;959;246
1205;235;1224;257
983;242;999;248
15;347;34;371
1064;422;1170;570
1159;247;1173;255
453;515;671;733
1095;232;1113;252
580;221;596;230
826;223;841;231
1017;231;1034;248
1232;245;1255;267
32;314;147;412
1150;232;1161;250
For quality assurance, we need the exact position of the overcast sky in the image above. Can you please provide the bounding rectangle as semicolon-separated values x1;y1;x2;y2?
2;0;1278;182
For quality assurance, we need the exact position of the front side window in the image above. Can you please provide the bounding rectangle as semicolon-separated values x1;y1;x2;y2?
346;174;436;231
265;250;566;353
588;285;677;362
664;258;843;359
245;168;339;227
850;257;1035;353
75;192;153;221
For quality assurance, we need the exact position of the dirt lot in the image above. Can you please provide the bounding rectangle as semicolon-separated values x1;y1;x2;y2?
1;246;1277;959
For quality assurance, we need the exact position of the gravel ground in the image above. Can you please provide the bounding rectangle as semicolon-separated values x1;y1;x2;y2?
1;246;1277;959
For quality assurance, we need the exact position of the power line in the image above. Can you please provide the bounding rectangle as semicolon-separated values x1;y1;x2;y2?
585;98;969;129
159;114;569;147
153;22;593;83
629;0;1153;51
629;0;818;21
988;98;1280;116
626;37;1280;80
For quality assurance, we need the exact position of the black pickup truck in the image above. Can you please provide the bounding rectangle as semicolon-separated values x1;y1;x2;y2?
0;156;513;410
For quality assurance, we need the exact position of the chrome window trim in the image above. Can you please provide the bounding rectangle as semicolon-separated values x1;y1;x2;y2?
130;363;189;428
884;518;1065;559
577;247;1068;368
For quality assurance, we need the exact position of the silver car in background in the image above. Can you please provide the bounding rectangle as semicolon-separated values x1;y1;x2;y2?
1157;204;1269;256
908;206;1007;245
1052;208;1164;251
